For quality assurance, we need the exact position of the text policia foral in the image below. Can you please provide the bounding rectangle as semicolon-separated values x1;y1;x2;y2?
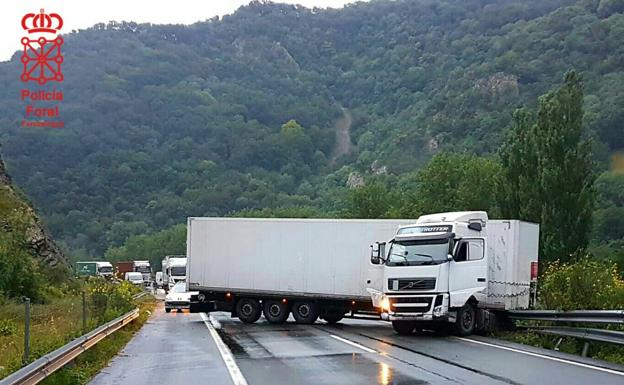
21;89;62;118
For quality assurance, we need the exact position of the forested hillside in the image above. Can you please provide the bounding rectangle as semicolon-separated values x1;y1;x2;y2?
1;0;623;256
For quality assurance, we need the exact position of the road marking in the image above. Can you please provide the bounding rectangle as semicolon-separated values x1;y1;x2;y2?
330;334;377;353
456;337;624;377
200;313;249;385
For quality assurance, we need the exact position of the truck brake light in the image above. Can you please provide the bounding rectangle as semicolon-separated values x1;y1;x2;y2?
530;261;538;281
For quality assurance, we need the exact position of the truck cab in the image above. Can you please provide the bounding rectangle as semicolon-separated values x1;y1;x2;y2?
367;211;538;336
163;256;187;290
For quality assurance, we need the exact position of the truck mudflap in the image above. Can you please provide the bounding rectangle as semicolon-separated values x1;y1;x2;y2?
189;301;216;313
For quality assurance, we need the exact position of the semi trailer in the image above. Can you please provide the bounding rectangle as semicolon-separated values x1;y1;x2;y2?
368;211;539;335
187;217;415;324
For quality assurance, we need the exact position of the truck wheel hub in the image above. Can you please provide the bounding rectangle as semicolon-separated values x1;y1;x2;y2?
241;303;253;316
462;310;473;329
298;304;310;317
269;304;281;316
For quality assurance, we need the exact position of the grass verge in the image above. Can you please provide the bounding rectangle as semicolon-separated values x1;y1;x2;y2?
40;296;157;385
496;328;624;366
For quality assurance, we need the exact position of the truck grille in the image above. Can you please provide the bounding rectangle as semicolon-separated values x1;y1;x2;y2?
388;278;436;291
389;296;432;313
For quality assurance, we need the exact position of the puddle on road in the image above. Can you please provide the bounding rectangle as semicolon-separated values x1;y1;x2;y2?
234;352;429;385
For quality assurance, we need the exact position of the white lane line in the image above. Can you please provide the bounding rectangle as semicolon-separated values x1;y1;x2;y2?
200;313;249;385
456;337;624;377
330;334;377;353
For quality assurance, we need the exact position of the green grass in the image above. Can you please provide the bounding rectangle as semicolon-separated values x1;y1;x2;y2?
0;295;88;378
496;328;624;366
40;297;157;385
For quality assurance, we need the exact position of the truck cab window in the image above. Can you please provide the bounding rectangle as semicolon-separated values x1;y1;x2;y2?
455;242;468;262
455;239;484;262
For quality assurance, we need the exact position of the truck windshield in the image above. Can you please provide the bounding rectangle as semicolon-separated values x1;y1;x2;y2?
135;266;150;273
386;238;450;266
98;266;113;273
171;267;186;276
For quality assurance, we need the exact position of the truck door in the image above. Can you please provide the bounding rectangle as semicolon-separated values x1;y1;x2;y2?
448;238;487;308
365;243;386;307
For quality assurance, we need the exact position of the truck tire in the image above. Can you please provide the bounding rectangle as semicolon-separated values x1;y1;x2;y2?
452;303;476;336
165;308;171;313
322;313;344;324
236;298;262;324
292;301;319;324
392;321;415;335
263;300;289;324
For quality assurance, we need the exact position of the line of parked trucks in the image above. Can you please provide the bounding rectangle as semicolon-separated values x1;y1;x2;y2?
186;211;539;336
75;257;188;291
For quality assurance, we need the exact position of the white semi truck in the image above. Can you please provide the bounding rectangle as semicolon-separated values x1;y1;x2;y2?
187;217;414;323
187;213;538;335
133;260;152;284
368;211;539;335
162;255;187;289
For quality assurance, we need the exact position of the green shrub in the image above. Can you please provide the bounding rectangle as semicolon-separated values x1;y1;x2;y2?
0;319;17;336
539;257;624;310
86;279;138;322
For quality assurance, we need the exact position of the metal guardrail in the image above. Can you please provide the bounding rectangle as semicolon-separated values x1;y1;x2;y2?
507;310;624;324
0;308;139;385
524;326;624;346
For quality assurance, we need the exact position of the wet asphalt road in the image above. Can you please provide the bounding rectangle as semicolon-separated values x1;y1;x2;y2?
89;308;624;385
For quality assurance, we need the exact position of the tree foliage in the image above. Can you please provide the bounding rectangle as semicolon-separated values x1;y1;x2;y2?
0;1;622;257
500;71;595;262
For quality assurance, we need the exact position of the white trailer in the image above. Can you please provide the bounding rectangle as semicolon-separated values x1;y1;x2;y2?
187;217;415;324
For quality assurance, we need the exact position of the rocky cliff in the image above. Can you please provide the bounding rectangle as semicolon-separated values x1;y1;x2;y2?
0;153;68;268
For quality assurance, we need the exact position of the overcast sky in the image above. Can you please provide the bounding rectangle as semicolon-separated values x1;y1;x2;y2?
1;0;362;62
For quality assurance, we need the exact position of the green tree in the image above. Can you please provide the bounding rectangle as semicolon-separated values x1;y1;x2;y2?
500;71;595;262
345;182;394;219
408;152;502;216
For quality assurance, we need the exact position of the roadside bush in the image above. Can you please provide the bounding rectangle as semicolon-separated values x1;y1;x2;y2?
0;319;17;336
539;257;624;310
86;279;138;322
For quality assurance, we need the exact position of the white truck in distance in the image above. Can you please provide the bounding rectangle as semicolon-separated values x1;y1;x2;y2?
133;260;151;284
162;256;187;290
187;218;415;323
369;211;539;335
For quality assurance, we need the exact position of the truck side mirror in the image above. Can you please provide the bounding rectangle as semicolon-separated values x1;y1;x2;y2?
370;243;380;265
468;222;482;231
370;242;386;265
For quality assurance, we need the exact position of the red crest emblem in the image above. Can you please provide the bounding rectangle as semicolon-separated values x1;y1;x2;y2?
20;9;64;85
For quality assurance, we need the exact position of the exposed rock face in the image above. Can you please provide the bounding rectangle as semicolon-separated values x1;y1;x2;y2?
0;153;68;268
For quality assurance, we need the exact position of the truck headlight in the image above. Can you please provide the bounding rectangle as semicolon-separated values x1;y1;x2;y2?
380;296;390;311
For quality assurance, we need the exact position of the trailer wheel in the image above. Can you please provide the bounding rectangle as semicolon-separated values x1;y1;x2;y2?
292;301;319;324
452;303;476;336
391;321;415;335
262;300;289;324
236;298;262;324
165;308;171;313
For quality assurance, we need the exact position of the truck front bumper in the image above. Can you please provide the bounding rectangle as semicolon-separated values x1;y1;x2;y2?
382;293;451;322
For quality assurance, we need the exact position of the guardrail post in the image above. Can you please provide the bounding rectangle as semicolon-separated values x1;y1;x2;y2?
581;342;590;357
23;297;30;365
82;291;87;334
